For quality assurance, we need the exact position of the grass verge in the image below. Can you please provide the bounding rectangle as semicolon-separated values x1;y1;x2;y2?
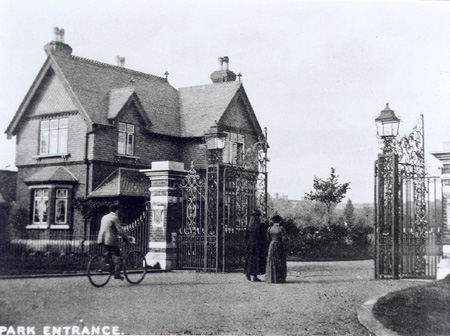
373;275;450;336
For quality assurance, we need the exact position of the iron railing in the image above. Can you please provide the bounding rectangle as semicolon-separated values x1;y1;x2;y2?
0;206;150;275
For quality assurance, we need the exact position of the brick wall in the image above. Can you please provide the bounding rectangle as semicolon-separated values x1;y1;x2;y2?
220;95;258;136
16;113;87;166
182;138;207;168
91;103;182;169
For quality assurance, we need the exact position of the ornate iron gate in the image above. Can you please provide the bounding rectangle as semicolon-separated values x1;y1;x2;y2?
400;176;442;278
222;140;268;271
375;115;443;279
178;165;208;270
116;202;150;256
178;138;268;272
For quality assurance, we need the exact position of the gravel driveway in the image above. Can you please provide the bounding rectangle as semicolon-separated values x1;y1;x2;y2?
0;260;422;335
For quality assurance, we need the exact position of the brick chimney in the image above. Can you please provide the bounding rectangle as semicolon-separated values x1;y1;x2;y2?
210;56;237;83
44;27;73;56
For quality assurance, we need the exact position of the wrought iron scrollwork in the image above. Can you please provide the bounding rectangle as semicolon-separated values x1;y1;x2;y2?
376;114;441;278
180;162;205;236
232;136;268;220
394;116;427;239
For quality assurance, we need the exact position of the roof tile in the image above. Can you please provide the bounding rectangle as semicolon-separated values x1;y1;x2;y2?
53;55;182;136
25;167;78;183
179;81;241;137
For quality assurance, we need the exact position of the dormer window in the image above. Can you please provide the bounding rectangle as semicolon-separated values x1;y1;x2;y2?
118;122;135;155
39;118;68;155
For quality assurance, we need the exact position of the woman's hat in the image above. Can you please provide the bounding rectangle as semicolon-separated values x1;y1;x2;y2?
271;214;282;223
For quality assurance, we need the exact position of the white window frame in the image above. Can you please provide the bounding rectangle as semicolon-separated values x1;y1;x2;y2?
27;186;71;229
118;122;135;156
32;188;49;225
39;118;68;155
55;188;68;224
223;132;245;164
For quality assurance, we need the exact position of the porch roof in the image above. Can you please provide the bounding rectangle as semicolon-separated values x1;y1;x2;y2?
89;168;150;198
25;167;78;184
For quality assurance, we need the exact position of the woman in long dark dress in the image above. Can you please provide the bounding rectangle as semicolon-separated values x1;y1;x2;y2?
244;210;266;282
265;215;287;283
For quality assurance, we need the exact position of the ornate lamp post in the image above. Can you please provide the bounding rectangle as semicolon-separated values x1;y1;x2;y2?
204;124;227;165
375;103;400;153
203;124;228;271
374;103;401;279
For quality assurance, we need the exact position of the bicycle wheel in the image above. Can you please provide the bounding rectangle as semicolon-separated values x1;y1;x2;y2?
124;250;147;284
87;254;112;287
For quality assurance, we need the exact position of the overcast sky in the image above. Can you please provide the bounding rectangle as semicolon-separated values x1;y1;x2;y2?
0;0;449;204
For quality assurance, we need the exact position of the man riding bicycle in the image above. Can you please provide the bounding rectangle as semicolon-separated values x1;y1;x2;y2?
97;204;134;280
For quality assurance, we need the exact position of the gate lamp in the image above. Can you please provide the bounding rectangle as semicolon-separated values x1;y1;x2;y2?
375;103;400;138
205;124;226;150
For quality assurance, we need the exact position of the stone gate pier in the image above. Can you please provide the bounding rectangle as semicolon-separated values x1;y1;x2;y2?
431;142;450;279
140;161;187;270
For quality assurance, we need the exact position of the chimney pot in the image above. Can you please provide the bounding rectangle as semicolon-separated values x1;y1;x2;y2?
223;56;229;70
115;56;125;67
45;27;72;56
53;27;60;41
218;57;224;70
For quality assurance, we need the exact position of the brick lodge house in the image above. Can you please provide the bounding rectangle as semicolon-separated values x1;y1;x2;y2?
4;29;267;271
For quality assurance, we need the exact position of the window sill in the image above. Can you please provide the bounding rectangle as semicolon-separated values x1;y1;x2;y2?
33;153;71;161
115;154;140;160
26;224;70;230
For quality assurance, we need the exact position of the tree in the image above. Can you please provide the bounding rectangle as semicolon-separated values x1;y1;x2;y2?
305;168;350;226
343;199;355;225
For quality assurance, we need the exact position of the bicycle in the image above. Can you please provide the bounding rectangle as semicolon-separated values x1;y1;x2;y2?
87;236;147;287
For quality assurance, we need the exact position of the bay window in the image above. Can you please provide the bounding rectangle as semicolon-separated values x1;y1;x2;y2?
28;186;71;229
55;189;68;224
33;189;49;225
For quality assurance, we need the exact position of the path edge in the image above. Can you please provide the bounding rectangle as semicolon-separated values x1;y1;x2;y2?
357;297;401;336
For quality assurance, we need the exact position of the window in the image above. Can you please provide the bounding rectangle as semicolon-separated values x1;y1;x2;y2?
118;122;135;155
55;189;68;224
39;118;68;155
223;132;245;164
29;187;71;229
33;189;49;224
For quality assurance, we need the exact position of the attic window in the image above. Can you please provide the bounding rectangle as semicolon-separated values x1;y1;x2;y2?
118;122;135;155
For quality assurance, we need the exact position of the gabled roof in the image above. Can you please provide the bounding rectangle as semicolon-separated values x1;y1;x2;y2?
52;54;181;136
25;167;78;184
107;87;151;129
6;51;181;137
179;81;242;137
108;87;135;120
89;168;150;198
6;40;264;141
179;81;265;139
